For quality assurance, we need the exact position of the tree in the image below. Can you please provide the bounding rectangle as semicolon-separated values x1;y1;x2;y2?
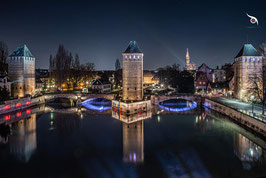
0;86;10;102
0;41;8;75
157;64;180;88
115;59;121;71
257;42;266;114
55;45;72;90
71;54;82;89
247;70;263;104
0;41;8;64
178;70;195;93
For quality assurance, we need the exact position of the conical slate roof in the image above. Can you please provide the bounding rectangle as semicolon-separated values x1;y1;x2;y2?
235;44;261;58
124;41;142;53
9;44;34;58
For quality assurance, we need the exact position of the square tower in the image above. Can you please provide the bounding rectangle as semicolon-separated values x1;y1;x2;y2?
8;45;35;97
122;41;143;101
233;44;262;99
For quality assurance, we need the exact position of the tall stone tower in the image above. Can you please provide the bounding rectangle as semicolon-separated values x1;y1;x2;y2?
233;44;262;99
122;41;143;101
8;45;35;97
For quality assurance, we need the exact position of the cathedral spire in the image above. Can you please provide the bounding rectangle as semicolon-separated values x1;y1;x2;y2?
186;48;190;64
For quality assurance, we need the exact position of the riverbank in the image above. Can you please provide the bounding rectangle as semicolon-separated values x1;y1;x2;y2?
0;96;45;115
204;98;266;138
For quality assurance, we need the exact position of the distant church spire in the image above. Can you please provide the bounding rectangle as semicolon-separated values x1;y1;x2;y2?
186;48;190;64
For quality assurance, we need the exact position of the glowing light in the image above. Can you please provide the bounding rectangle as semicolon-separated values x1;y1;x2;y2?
4;105;11;110
26;109;31;114
26;101;31;105
16;112;21;117
5;115;11;121
16;103;22;107
158;100;197;112
81;98;111;111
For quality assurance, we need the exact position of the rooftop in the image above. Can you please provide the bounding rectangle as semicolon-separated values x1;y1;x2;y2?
235;44;261;58
9;44;34;58
124;41;142;53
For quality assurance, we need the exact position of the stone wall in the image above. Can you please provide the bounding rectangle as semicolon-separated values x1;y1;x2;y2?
204;98;266;137
0;96;45;115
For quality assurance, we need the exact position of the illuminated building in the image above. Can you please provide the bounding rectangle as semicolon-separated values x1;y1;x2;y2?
122;41;143;101
232;44;262;99
143;70;159;88
197;63;213;82
123;121;144;163
112;41;151;115
185;48;196;71
8;45;35;97
91;79;111;93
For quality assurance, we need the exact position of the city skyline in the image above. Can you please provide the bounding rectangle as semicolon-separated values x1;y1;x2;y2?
0;0;265;70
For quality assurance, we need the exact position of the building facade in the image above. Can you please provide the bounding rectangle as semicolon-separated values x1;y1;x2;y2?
212;67;226;83
8;45;35;97
195;72;209;93
91;78;111;93
0;76;10;92
232;44;262;100
122;41;143;101
185;48;196;71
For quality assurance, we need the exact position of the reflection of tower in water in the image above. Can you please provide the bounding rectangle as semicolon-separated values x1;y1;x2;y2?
9;113;37;162
123;120;144;163
234;133;265;169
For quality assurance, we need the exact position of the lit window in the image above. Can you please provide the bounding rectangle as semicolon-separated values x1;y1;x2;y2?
129;55;131;59
125;56;127;59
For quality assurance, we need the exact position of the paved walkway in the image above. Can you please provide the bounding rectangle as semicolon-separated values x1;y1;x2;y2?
210;97;266;122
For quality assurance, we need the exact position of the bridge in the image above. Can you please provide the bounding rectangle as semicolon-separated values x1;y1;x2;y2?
151;94;202;105
44;93;202;105
44;93;116;103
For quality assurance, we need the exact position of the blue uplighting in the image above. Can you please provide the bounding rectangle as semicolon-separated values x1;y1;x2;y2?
81;98;111;111
158;99;197;112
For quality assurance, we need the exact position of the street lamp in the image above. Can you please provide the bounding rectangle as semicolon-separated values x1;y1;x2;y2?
250;95;255;113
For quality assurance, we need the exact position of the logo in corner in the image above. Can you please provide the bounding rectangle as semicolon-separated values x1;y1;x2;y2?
246;13;259;25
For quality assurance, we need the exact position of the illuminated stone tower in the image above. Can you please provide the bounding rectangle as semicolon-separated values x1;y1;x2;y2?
122;41;143;101
8;45;35;97
233;44;262;99
112;41;151;116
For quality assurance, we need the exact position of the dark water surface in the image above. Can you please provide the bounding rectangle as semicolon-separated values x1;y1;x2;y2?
0;106;265;178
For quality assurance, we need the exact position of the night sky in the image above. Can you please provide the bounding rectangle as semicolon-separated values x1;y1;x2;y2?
0;0;265;70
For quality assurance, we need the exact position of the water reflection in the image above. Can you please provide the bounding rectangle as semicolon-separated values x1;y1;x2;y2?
112;110;152;124
234;133;265;170
9;113;37;162
123;121;144;163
